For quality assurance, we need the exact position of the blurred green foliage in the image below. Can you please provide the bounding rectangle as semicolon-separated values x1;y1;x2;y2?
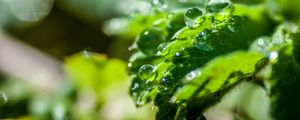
0;0;300;120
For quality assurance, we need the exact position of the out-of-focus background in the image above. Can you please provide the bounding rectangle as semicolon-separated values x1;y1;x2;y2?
0;0;156;119
0;0;276;119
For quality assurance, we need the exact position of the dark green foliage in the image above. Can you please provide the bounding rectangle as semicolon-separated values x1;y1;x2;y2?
122;0;300;120
292;33;300;64
270;46;300;120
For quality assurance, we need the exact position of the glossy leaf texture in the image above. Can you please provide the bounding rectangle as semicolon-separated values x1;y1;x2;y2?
128;1;273;119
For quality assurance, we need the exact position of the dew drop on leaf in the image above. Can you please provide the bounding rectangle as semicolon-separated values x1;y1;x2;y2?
137;27;166;56
173;51;189;65
131;82;140;91
194;29;214;51
185;70;201;81
269;51;278;62
157;43;170;56
184;8;203;28
138;64;157;81
136;91;150;107
161;77;175;86
81;50;91;58
227;16;242;32
185;8;202;20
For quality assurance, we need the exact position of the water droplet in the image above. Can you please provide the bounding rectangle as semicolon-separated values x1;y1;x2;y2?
137;27;166;56
152;0;168;10
156;43;170;56
175;52;181;57
138;64;157;81
161;77;175;86
227;16;242;32
269;51;278;62
185;8;202;20
128;44;137;51
258;38;265;46
82;50;91;58
194;29;214;51
185;70;201;81
250;37;271;53
206;0;230;12
0;92;7;105
173;51;190;65
136;91;150;107
184;8;203;28
128;63;133;68
131;83;140;91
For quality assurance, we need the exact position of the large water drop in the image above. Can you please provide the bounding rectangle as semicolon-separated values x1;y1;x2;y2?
136;27;166;56
184;8;203;28
138;64;157;81
157;43;170;56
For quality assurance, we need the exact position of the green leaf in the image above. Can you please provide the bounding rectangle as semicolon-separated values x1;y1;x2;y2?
172;51;264;119
64;52;128;97
128;2;272;119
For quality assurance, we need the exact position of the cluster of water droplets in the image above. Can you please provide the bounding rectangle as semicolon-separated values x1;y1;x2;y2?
132;63;161;106
184;8;204;29
130;76;157;107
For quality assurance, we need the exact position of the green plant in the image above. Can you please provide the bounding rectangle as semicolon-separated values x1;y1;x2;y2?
106;0;300;119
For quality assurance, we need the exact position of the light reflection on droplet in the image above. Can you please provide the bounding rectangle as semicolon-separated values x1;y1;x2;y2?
186;71;197;80
128;63;132;68
169;96;177;103
257;38;265;46
269;51;278;62
128;44;137;51
0;92;7;105
185;69;202;82
82;50;90;58
131;83;139;91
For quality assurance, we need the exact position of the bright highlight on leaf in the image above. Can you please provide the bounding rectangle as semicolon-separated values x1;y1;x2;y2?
120;0;300;120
